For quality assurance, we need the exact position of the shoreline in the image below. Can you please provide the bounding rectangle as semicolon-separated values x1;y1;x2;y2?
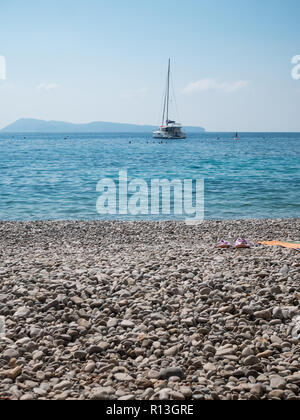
0;219;299;400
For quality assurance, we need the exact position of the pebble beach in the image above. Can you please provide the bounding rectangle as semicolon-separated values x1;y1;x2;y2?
0;219;299;401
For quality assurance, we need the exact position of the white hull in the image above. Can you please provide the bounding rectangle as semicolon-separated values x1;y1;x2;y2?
153;130;186;139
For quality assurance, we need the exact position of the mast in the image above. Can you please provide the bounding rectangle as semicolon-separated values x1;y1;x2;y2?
166;59;170;125
162;85;167;126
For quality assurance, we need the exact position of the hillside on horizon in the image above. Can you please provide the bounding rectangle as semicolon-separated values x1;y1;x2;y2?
1;119;206;133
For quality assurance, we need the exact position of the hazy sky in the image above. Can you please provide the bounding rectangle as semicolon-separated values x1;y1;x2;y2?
0;0;300;131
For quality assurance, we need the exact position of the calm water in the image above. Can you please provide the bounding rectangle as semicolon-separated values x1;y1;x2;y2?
0;132;299;221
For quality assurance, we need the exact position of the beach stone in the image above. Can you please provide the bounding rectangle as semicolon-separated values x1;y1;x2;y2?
87;345;106;355
270;376;286;390
45;315;56;323
168;391;185;400
216;345;237;357
97;341;110;351
157;389;171;400
270;335;282;345
254;310;272;320
271;286;282;295
257;350;272;359
244;356;260;366
7;366;22;380
242;347;254;357
74;350;87;361
53;381;73;391
118;395;135;401
3;349;18;360
114;373;134;381
14;307;30;318
30;328;43;339
90;388;112;400
159;367;185;381
71;297;84;305
10;358;17;368
250;384;265;397
36;371;46;381
280;265;289;276
200;287;212;296
204;363;217;372
20;393;35;401
41;299;59;312
34;387;47;397
164;346;180;356
107;318;118;328
242;306;254;316
168;376;181;382
9;385;22;399
287;375;300;385
180;386;193;398
148;370;160;380
203;345;216;355
85;362;96;373
268;390;285;400
32;351;44;361
77;319;90;329
136;378;154;389
120;320;135;328
55;392;71;400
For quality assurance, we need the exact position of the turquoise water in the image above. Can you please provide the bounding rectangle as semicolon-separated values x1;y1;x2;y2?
0;132;299;221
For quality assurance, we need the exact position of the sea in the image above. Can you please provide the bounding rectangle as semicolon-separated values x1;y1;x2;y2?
0;132;299;221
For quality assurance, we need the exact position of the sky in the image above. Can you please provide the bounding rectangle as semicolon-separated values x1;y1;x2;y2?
0;0;300;131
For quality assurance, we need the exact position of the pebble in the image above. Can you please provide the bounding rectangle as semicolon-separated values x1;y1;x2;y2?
20;393;34;401
120;320;135;328
254;310;272;320
32;351;44;361
53;381;73;391
87;345;104;355
270;376;286;390
7;366;22;380
118;395;135;401
90;388;112;400
85;362;96;373
164;346;180;356
114;373;134;381
204;363;217;372
216;345;237;357
74;350;87;361
203;345;216;355
268;390;285;400
159;367;185;381
107;318;118;328
180;386;193;398
3;349;18;360
280;265;290;276
244;356;260;367
250;384;265;397
14;307;31;319
148;370;160;379
0;219;298;401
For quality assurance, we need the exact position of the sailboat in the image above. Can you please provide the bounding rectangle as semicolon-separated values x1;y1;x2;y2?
234;132;239;140
153;59;186;139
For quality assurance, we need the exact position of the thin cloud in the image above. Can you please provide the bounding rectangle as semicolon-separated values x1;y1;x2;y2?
182;78;249;94
37;83;61;92
121;87;149;98
0;55;6;80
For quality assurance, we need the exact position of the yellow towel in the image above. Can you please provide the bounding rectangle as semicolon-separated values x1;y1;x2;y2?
259;241;300;251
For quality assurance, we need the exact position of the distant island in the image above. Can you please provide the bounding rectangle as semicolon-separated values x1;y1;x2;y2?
1;119;205;133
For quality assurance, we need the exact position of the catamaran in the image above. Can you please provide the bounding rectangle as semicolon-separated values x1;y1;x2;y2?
153;59;186;140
